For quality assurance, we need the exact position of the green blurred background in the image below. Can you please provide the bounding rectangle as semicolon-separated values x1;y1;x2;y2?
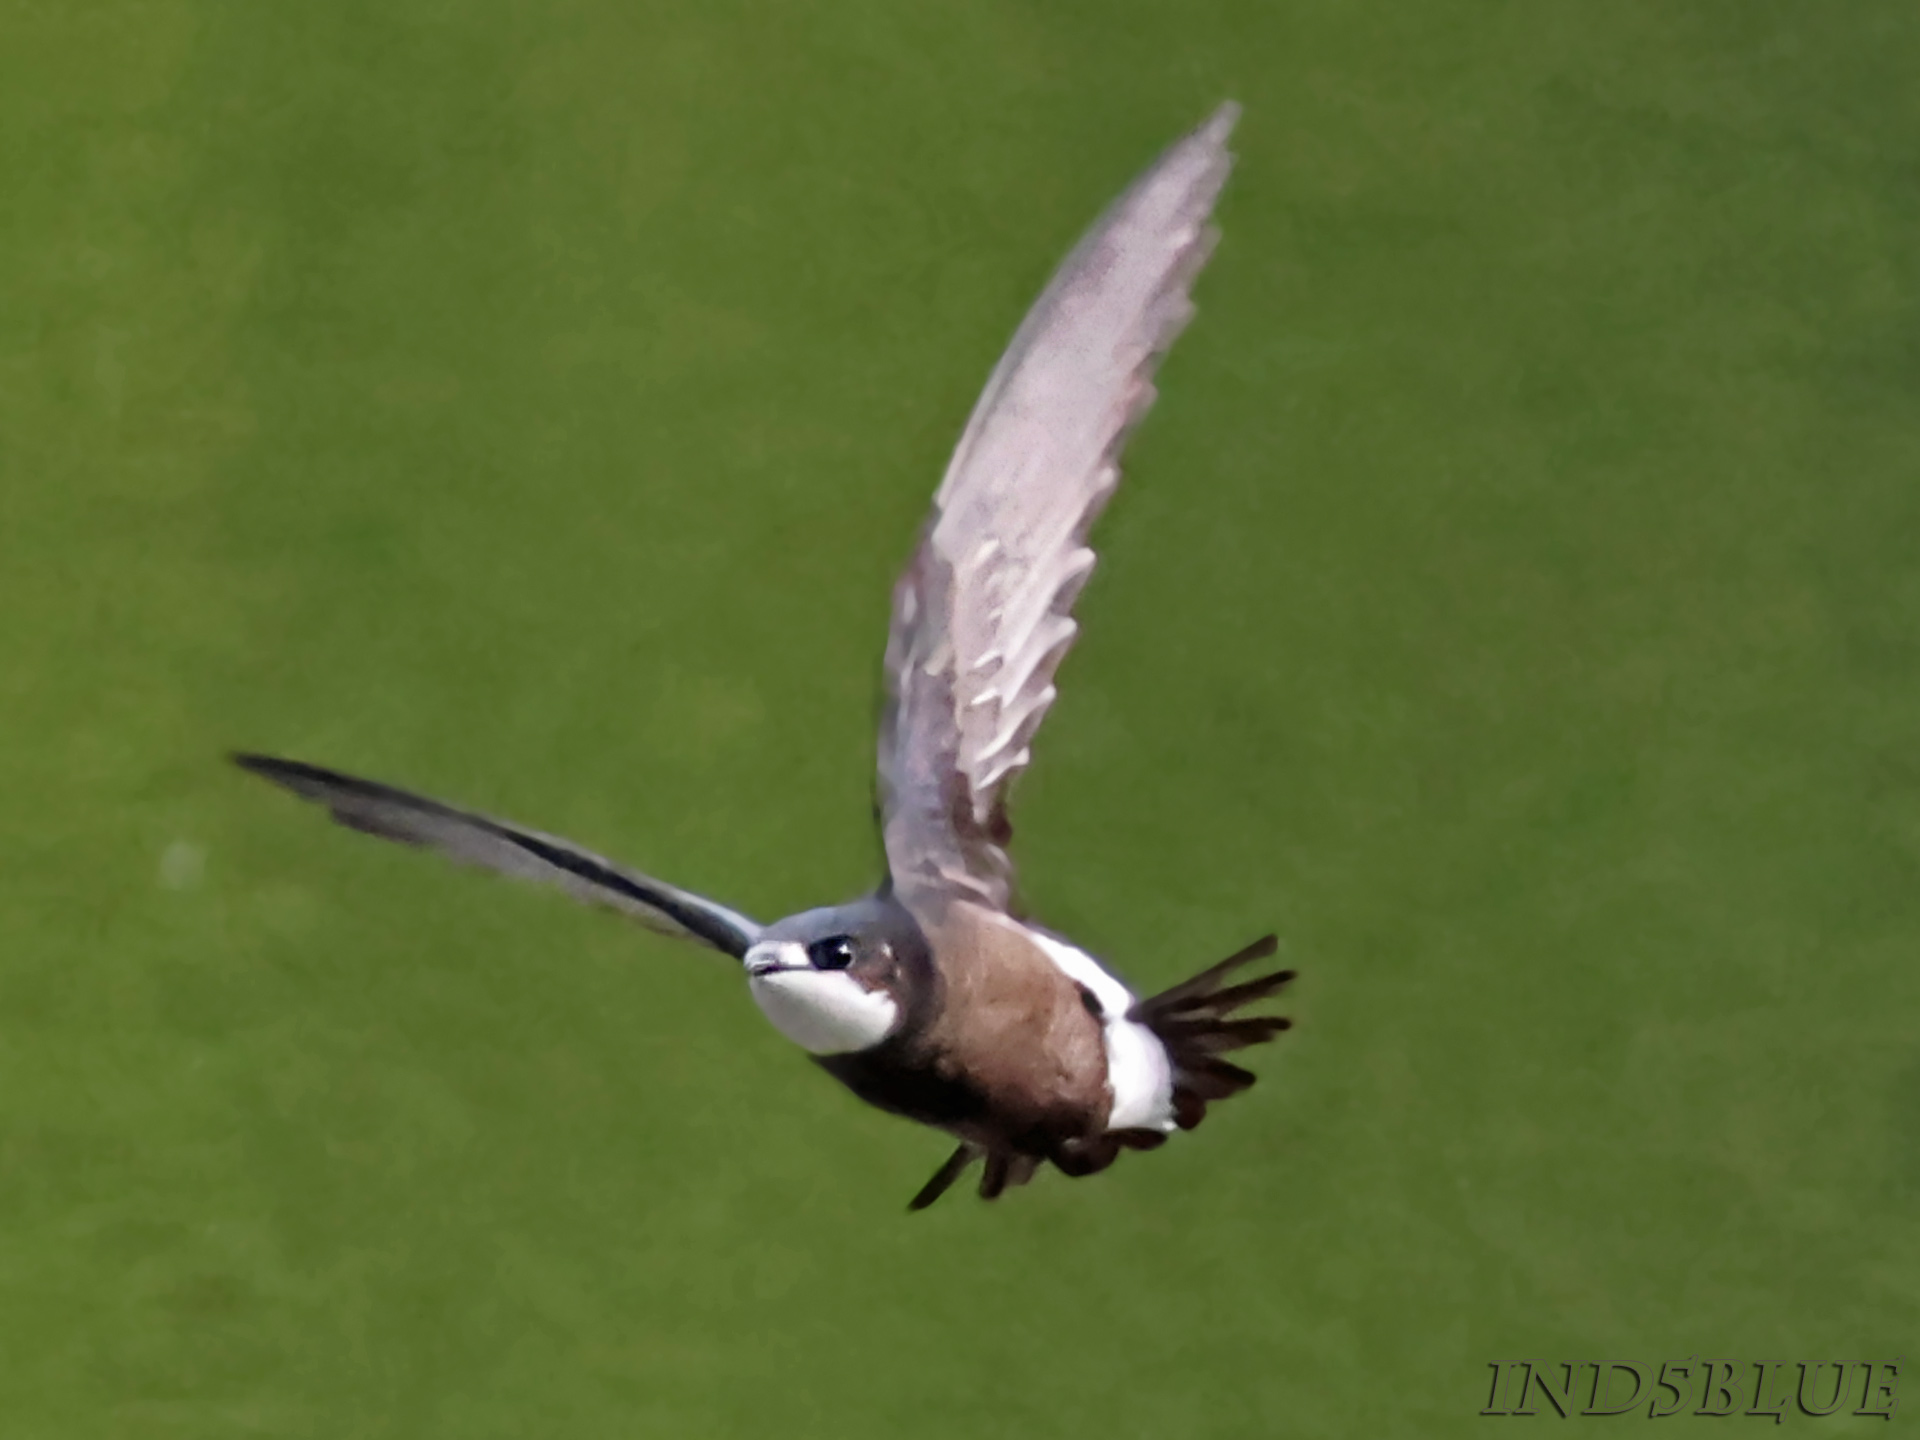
3;0;1915;1434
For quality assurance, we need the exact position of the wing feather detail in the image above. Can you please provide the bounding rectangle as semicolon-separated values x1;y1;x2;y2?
878;104;1238;907
233;753;761;958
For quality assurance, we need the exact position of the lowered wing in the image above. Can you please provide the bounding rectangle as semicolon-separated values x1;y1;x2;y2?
234;753;762;958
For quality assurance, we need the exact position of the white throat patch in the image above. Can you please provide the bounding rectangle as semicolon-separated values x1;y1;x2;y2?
744;942;899;1055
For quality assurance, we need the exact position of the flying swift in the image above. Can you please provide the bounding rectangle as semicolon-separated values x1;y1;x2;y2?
237;103;1293;1209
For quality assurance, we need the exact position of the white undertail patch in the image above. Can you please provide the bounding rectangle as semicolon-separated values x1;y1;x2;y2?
1026;929;1176;1134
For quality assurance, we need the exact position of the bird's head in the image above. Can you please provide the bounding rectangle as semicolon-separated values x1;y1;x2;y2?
743;899;930;1054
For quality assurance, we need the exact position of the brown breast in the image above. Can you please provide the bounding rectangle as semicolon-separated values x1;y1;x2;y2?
909;898;1111;1149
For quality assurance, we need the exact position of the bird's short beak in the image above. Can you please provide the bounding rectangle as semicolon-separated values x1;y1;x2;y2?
744;941;808;979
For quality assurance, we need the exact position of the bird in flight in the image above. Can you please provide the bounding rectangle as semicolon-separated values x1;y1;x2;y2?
236;102;1293;1210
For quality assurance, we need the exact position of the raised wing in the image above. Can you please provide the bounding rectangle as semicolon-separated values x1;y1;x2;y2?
878;104;1238;908
234;754;762;958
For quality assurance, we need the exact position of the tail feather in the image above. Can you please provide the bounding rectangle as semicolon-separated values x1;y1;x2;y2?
1132;932;1294;1133
1190;1056;1258;1092
906;933;1294;1210
1152;1015;1292;1052
1196;969;1298;1014
1143;933;1280;1011
1173;1090;1207;1130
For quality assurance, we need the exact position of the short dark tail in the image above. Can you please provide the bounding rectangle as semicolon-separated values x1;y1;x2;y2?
1131;933;1294;1132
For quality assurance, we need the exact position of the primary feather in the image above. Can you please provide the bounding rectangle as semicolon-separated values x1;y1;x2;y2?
232;754;762;958
877;103;1239;909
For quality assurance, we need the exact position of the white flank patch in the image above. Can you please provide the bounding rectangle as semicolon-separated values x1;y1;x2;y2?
1025;928;1175;1134
745;944;899;1056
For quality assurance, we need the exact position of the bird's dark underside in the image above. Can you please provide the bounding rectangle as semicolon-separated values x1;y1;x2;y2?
874;934;1296;1210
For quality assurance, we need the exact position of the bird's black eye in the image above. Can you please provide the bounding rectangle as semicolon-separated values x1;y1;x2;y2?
807;936;857;971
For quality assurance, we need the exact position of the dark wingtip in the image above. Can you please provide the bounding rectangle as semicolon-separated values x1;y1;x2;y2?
230;753;356;799
230;752;311;785
231;752;297;791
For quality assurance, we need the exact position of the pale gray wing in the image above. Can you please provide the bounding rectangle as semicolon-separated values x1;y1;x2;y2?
878;103;1238;908
234;753;762;958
